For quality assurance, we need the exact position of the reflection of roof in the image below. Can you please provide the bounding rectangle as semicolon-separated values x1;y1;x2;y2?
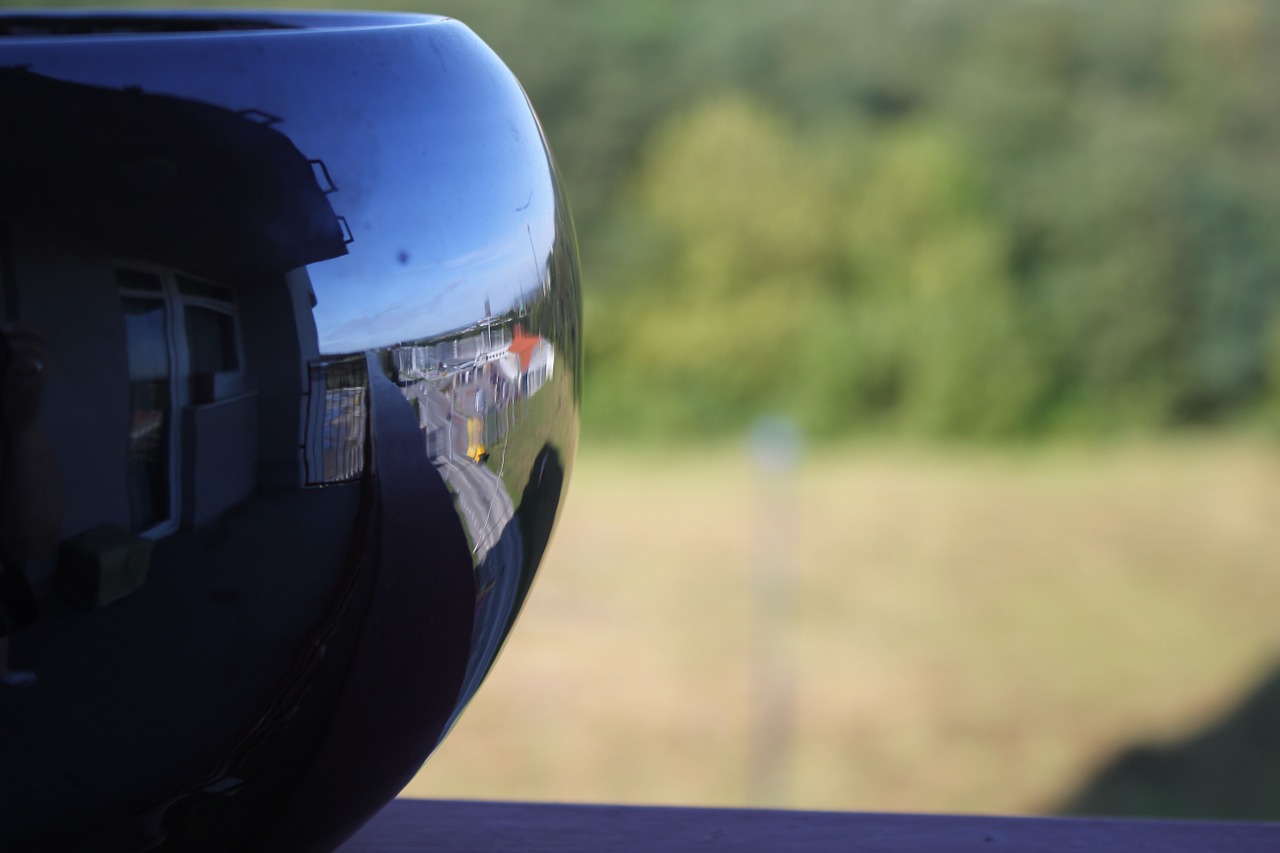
507;325;545;372
0;67;348;278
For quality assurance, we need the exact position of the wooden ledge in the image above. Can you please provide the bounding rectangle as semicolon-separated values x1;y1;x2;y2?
340;798;1280;851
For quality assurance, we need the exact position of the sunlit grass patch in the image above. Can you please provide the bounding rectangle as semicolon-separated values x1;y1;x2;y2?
406;438;1280;816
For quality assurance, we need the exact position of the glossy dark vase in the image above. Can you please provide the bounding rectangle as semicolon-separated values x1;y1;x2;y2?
0;12;579;851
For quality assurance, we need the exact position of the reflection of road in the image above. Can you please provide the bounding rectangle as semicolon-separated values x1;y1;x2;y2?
398;378;524;713
437;452;513;565
439;451;524;716
404;380;463;460
403;379;514;562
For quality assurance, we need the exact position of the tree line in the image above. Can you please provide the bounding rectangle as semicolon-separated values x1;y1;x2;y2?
41;0;1280;439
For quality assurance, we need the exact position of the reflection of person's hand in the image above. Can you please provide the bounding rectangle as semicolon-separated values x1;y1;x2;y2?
0;322;49;435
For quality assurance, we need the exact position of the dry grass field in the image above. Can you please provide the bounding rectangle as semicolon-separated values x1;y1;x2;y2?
404;437;1280;816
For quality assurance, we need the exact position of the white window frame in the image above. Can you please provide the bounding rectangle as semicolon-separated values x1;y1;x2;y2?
117;262;245;536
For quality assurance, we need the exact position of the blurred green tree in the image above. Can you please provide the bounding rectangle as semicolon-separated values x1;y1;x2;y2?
24;0;1280;440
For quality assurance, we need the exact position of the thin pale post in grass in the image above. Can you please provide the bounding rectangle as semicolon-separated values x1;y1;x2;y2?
748;417;802;806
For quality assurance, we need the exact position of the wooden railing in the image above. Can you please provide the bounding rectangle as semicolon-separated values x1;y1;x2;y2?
340;799;1280;851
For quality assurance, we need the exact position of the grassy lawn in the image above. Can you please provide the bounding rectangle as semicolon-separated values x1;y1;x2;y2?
404;437;1280;816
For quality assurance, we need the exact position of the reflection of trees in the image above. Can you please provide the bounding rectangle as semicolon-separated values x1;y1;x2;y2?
459;1;1280;439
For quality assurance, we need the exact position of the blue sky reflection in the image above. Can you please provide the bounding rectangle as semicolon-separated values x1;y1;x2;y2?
313;199;557;355
7;17;560;355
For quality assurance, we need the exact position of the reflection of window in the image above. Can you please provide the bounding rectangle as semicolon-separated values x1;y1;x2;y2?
304;357;368;486
117;264;246;533
185;306;238;374
177;274;243;404
121;289;171;533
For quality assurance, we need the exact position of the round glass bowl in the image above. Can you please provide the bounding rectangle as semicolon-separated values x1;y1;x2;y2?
0;12;579;851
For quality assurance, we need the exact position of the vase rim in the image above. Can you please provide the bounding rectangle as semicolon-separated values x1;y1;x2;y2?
0;10;446;42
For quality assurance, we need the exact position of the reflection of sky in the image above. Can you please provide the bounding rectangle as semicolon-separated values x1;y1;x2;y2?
315;216;554;354
7;14;559;353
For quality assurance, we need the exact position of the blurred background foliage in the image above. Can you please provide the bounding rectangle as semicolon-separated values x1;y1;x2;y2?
446;0;1280;441
22;0;1280;440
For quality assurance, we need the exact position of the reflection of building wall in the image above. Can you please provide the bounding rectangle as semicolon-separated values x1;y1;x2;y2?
523;344;555;397
239;267;320;491
8;223;133;555
3;221;319;583
180;394;258;528
392;345;438;381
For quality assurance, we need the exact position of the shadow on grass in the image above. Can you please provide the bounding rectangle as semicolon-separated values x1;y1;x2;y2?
1061;664;1280;822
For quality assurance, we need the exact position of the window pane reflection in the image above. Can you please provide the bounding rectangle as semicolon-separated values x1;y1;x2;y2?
184;304;239;375
122;295;171;531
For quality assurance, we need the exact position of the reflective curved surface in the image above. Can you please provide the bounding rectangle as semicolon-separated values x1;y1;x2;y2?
0;12;579;852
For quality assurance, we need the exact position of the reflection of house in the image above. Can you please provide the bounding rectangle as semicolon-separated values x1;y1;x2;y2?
0;70;348;579
392;322;513;381
502;324;555;397
117;263;255;532
390;321;554;390
391;322;554;467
